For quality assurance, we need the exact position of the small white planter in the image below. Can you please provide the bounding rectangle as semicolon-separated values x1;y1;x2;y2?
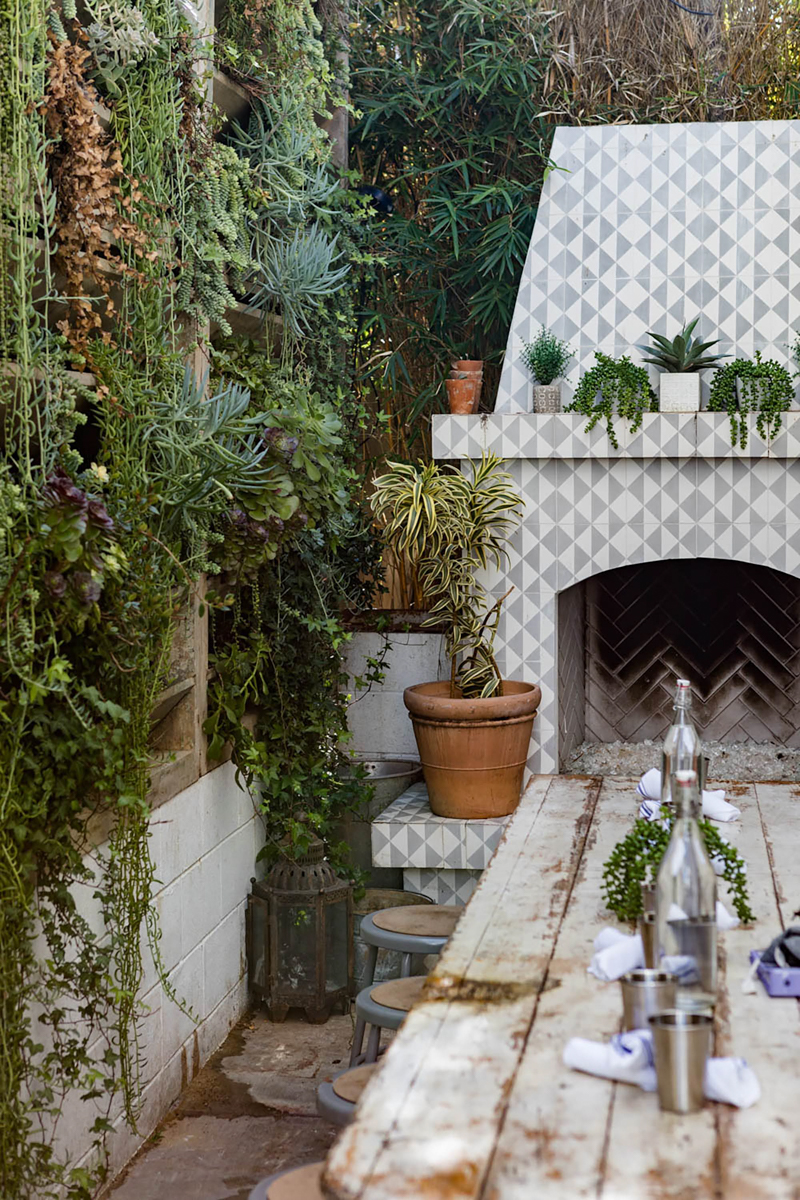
532;381;562;413
659;373;701;412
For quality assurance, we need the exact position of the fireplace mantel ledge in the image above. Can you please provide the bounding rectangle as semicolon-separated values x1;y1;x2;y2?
432;411;800;461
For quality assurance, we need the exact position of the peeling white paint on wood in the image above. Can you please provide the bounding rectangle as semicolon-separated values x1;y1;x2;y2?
322;776;800;1200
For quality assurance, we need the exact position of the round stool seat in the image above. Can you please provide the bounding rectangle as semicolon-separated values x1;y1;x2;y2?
317;1063;379;1127
371;904;460;938
332;1062;378;1102
248;1161;325;1200
369;975;426;1012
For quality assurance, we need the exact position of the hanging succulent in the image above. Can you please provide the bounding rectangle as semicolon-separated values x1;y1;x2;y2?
707;352;796;448
566;352;658;449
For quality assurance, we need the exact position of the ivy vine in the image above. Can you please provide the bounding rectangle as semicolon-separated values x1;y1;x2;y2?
707;352;796;449
566;352;658;449
602;816;754;926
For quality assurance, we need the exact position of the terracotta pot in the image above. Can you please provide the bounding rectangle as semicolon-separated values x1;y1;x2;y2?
452;359;483;372
403;681;542;818
446;377;480;414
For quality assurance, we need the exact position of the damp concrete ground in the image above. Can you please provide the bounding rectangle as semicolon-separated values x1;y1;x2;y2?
107;1010;355;1200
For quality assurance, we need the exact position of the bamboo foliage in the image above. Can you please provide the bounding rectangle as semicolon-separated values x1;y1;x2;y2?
371;453;524;697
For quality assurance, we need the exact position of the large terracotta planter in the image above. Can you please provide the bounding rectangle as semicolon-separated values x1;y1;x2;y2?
403;681;542;818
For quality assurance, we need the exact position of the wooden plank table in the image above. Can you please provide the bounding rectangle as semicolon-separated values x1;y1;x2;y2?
322;776;800;1200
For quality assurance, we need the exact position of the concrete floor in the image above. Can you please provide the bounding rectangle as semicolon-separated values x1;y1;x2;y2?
108;1009;355;1199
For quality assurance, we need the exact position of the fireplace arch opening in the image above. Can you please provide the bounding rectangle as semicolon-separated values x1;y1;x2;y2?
557;557;800;770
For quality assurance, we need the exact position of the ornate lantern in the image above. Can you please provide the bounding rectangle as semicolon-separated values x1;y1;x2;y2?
246;836;353;1023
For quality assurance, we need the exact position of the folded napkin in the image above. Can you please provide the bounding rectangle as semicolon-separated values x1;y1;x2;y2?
588;929;644;981
590;904;738;983
564;1030;760;1108
637;768;741;823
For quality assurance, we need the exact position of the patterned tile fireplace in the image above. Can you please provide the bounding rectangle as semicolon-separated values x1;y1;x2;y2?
432;412;800;773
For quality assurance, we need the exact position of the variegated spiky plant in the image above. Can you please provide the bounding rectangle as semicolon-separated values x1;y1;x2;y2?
371;453;524;698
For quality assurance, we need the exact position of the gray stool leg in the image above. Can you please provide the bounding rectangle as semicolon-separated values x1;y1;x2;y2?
364;943;379;986
350;1014;366;1067
401;951;412;977
365;1023;381;1064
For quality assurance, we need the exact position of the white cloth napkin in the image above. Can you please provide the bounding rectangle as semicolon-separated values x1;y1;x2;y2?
589;904;738;983
637;768;741;823
588;929;644;981
564;1030;760;1108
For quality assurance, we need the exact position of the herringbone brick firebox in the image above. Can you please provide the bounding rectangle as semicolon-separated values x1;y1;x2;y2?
579;559;800;747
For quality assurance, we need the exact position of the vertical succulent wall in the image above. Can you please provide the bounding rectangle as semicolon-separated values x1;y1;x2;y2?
0;1;377;1195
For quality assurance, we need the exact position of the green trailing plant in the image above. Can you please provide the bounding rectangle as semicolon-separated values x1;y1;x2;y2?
636;318;729;373
707;352;796;448
521;326;574;385
566;352;658;449
602;816;754;926
371;454;524;698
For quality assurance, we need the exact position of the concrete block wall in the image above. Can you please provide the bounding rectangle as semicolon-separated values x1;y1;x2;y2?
56;762;264;1183
345;631;447;759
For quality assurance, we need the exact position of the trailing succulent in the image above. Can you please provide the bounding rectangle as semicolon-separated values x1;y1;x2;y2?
636;317;728;372
602;816;754;926
566;352;658;449
521;325;574;385
707;352;796;448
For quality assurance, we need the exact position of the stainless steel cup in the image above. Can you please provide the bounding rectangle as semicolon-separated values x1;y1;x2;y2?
649;1009;713;1114
620;969;678;1031
667;916;717;1003
639;912;657;968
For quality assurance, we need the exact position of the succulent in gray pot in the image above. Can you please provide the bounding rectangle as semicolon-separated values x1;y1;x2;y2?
636;318;729;412
521;327;574;413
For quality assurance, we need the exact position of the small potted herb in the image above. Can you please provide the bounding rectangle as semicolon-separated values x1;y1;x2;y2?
636;318;728;412
521;327;574;413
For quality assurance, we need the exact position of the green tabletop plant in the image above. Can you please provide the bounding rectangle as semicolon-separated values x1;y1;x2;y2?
602;815;754;925
566;352;658;448
636;318;728;373
707;352;796;448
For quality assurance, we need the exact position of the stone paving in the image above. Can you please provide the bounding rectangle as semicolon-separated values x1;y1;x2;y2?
106;1010;355;1200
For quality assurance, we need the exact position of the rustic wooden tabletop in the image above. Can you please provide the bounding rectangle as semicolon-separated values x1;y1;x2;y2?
322;774;800;1200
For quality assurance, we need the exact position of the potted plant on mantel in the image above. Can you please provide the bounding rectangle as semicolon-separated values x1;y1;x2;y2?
521;326;574;412
636;318;729;411
371;454;541;820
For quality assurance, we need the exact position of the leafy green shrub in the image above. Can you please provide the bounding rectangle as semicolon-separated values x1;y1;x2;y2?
602;816;754;925
636;318;728;373
707;353;795;448
566;352;658;449
521;326;574;385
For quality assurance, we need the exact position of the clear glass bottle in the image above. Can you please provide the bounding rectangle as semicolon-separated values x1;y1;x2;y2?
661;679;705;805
655;769;717;1011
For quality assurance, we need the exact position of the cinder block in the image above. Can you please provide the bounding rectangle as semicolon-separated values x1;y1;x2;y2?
203;904;246;1014
218;822;258;918
346;689;420;758
197;975;249;1062
154;881;182;973
201;760;254;848
181;852;222;956
150;779;206;883
162;943;203;1057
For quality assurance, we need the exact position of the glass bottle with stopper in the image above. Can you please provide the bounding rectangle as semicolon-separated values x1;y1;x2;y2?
655;768;717;1011
661;678;706;805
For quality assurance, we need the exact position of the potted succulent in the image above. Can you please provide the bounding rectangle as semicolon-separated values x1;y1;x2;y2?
566;352;657;449
370;454;541;819
521;327;574;412
636;318;728;411
707;352;795;448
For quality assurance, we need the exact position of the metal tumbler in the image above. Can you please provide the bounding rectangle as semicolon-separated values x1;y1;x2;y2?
639;912;657;968
620;969;678;1031
649;1009;713;1114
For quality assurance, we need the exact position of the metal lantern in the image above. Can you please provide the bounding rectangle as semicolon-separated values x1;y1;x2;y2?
246;836;353;1023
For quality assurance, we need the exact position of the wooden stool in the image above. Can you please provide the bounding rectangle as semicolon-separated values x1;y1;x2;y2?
350;974;426;1066
316;1062;379;1127
359;904;461;985
248;1161;325;1200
